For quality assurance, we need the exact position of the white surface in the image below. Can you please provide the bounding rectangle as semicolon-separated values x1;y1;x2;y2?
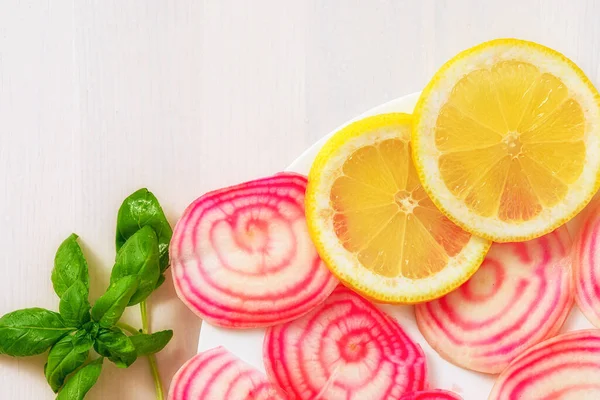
198;92;596;399
1;1;600;399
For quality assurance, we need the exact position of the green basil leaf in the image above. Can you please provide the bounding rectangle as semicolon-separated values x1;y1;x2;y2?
59;281;91;327
110;226;160;306
52;234;89;298
91;276;139;328
0;308;75;356
72;331;95;352
81;321;100;339
45;331;93;392
129;330;173;356
56;357;103;400
93;328;137;368
116;189;172;273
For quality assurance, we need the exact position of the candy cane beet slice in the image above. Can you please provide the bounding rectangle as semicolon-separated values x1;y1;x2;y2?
415;227;573;373
170;173;338;328
263;286;427;399
399;390;462;400
168;346;288;400
574;202;600;327
489;330;600;399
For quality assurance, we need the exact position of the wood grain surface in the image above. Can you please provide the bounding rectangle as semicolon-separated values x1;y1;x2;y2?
1;0;599;398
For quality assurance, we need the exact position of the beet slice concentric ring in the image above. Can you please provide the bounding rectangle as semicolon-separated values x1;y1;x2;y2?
489;330;600;399
170;173;338;328
415;227;573;373
574;203;600;327
168;346;288;400
263;285;427;399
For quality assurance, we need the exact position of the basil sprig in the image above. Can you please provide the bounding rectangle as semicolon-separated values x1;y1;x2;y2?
0;189;173;399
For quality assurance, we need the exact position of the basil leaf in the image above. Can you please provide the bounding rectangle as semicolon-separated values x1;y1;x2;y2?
93;328;137;368
91;276;139;328
45;331;93;392
52;234;89;298
110;226;160;306
130;330;173;356
116;189;172;273
56;358;103;400
81;321;100;339
59;281;91;327
0;308;75;356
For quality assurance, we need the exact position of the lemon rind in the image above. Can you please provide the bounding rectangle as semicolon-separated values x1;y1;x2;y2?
412;38;600;242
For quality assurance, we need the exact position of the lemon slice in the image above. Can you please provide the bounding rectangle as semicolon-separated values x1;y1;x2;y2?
306;113;490;303
412;38;600;242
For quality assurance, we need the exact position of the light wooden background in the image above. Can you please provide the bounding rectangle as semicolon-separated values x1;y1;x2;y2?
1;0;599;398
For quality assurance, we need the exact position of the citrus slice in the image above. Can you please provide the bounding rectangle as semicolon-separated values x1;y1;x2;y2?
305;113;490;303
412;38;600;242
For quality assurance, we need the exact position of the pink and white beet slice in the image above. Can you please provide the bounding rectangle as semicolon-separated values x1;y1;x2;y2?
168;346;288;400
263;285;427;399
489;329;600;399
415;227;573;373
574;202;600;328
399;390;462;400
170;173;338;328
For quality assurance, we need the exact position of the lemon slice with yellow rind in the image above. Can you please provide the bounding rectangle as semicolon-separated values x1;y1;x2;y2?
306;113;490;303
412;38;600;242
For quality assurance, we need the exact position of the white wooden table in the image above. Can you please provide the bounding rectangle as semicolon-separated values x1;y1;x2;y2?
1;1;599;398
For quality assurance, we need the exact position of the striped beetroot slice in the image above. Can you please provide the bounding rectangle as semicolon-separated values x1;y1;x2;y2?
489;330;600;399
168;346;288;400
573;202;600;327
263;285;427;399
415;227;573;373
399;390;462;400
170;173;338;328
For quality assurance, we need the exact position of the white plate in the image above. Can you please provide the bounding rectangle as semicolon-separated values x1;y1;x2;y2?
197;92;594;399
